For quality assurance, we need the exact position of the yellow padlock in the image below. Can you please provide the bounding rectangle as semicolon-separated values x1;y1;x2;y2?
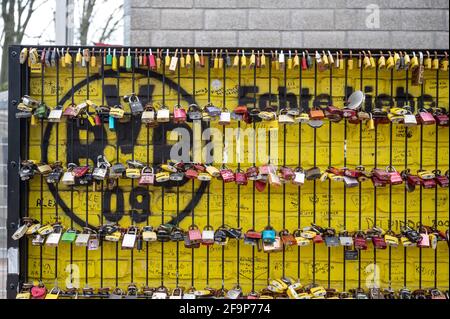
112;49;118;71
260;50;266;68
322;50;329;66
179;49;185;68
339;51;344;70
440;52;448;71
119;48;125;68
368;51;376;68
156;49;162;70
185;49;192;68
378;51;386;69
75;48;82;65
233;50;240;67
424;51;432;69
432;51;439;70
274;51;280;70
386;51;394;69
213;50;219;69
193;49;200;66
410;52;419;70
64;49;72;66
363;51;371;69
218;50;224;69
165;49;170;67
293;50;300;69
90;49;96;68
250;50;256;68
404;51;411;68
393;51;400;68
241;50;247;68
60;49;66;68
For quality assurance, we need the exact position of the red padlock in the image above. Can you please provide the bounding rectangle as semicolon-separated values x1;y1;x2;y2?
344;168;361;178
235;169;248;186
372;236;387;249
301;54;308;70
173;105;187;123
434;170;449;188
185;167;199;179
220;168;235;183
73;166;89;178
354;232;368;250
188;225;202;243
434;108;449;126
149;51;156;70
416;110;436;125
372;176;387;188
279;166;295;181
255;180;267;192
94;114;102;126
342;108;357;118
312;234;323;244
246;166;259;180
328;167;344;176
386;166;403;185
280;229;296;246
325;106;343;122
372;168;390;181
421;178;436;189
309;108;325;120
194;163;206;172
402;169;421;185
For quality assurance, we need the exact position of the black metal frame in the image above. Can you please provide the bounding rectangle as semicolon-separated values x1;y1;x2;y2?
7;45;450;299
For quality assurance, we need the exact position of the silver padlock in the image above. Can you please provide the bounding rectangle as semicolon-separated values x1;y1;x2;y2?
48;105;63;122
45;224;63;247
141;105;156;124
339;233;354;246
156;105;170;123
32;234;45;246
126;94;144;115
202;226;215;245
226;286;242;299
12;221;30;240
93;155;110;180
61;163;77;186
152;286;168;299
403;113;417;127
122;226;137;249
75;228;93;247
343;176;359;188
219;108;231;125
88;234;99;251
293;168;305;185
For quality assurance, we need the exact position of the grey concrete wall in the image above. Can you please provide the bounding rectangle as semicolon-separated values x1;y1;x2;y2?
124;0;449;49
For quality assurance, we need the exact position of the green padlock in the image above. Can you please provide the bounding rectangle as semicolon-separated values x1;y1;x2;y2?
126;48;132;71
34;102;48;119
106;48;112;66
61;229;78;243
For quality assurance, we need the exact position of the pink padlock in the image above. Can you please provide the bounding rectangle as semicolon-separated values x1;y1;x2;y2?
138;167;154;185
188;225;202;243
386;166;403;185
417;228;430;248
173;105;187;124
354;232;368;250
220;168;235;183
235;169;248;186
416;110;436;125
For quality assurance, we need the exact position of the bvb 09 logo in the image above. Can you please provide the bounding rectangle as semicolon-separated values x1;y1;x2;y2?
42;69;208;229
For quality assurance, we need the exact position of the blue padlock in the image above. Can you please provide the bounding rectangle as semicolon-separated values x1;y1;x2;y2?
109;116;115;131
262;226;276;243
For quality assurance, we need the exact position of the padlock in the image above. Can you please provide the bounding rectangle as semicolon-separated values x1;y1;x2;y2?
343;176;359;188
262;226;276;243
121;226;137;249
278;109;295;124
139;166;155;185
433;108;449;126
202;225;215;246
244;229;262;246
141;104;157;126
48;105;63;122
416;109;436;125
152;286;168;299
258;103;277;121
61;229;78;243
401;226;421;243
109;105;125;119
75;228;94;246
309;108;325;120
173;104;187;123
325;106;343;122
204;103;221;118
263;236;282;253
63;104;77;118
46;163;63;184
88;233;99;251
312;234;323;244
268;170;281;187
421;177;436;189
372;235;387;249
36;163;52;176
93;155;110;180
170;171;185;182
219;108;231;125
109;163;125;179
235;169;248;186
354;231;368;250
279;166;295;182
417;227;430;248
434;170;449;188
220;168;235;183
155;171;170;183
45;224;63;247
188;104;203;120
339;231;353;247
293;229;310;246
292;168;305;185
280;229;296;246
185;167;199;180
125;161;142;179
125;94;143;115
31;283;47;299
142;226;157;242
245;166;259;180
305;167;321;181
156;105;170;123
384;231;399;247
32;234;45;246
386;166;403;185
